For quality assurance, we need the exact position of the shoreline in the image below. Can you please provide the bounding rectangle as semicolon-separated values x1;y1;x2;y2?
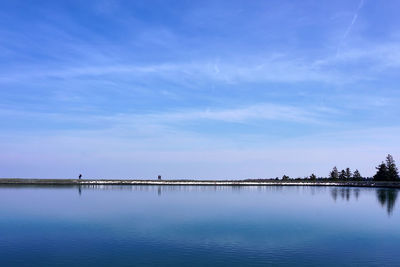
1;178;400;188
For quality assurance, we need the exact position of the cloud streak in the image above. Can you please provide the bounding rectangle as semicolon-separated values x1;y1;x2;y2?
0;102;333;135
336;0;365;56
0;55;366;85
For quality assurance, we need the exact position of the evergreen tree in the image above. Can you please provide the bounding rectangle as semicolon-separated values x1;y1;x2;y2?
339;169;346;180
374;155;399;181
353;169;362;180
330;166;339;180
374;162;388;181
345;168;352;179
282;175;290;180
309;173;317;180
386;154;399;181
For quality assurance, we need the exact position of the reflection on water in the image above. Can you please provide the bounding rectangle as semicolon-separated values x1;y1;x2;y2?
2;184;398;216
331;187;354;202
330;187;399;216
75;184;295;193
70;184;400;216
376;189;398;215
1;184;400;266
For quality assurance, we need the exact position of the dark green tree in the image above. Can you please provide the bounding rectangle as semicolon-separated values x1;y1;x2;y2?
374;162;388;181
282;175;290;180
309;173;317;180
353;169;362;180
374;155;399;181
386;154;399;181
345;168;352;179
339;169;346;180
330;166;339;180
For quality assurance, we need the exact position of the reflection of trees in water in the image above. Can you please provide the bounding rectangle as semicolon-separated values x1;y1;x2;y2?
376;189;398;216
354;189;360;200
331;188;338;201
331;188;354;202
331;187;399;216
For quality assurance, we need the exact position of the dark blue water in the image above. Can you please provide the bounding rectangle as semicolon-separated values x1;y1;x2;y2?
1;185;399;266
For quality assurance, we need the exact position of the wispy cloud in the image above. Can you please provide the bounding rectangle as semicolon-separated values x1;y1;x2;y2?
143;104;327;124
0;56;354;85
3;44;400;87
0;102;333;133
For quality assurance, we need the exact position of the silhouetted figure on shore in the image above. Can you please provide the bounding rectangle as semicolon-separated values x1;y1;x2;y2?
158;175;161;180
79;174;82;179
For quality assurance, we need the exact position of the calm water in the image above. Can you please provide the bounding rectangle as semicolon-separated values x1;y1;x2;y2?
1;185;399;266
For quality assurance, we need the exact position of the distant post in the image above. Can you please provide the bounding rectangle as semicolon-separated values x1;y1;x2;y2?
79;174;82;180
158;175;161;180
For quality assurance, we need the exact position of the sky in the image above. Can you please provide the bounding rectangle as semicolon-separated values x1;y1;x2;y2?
1;0;400;179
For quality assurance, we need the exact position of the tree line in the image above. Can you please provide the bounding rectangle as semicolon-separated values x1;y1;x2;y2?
280;154;399;181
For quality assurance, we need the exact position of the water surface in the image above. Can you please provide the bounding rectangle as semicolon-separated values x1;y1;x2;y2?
0;185;399;266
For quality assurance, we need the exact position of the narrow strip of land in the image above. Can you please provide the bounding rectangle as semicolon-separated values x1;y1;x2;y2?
1;178;400;188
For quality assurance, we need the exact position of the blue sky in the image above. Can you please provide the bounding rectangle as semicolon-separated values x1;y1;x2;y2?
1;0;400;179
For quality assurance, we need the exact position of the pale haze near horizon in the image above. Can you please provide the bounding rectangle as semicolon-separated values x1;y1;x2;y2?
0;0;399;179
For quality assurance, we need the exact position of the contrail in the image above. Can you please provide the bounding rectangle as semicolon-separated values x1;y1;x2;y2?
336;0;365;57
